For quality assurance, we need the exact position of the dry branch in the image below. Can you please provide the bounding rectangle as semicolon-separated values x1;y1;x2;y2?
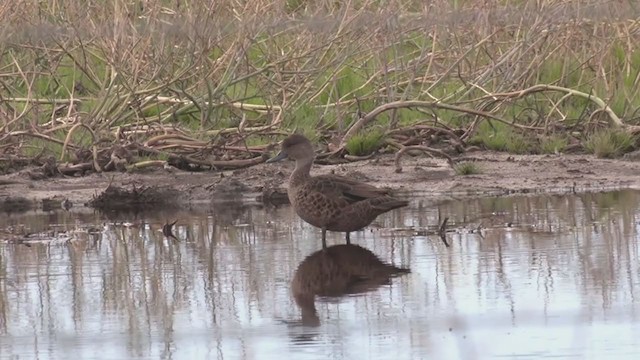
340;100;540;151
394;145;454;173
60;122;101;172
2;0;640;178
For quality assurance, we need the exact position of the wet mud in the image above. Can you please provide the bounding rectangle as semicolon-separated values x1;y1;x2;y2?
1;152;640;212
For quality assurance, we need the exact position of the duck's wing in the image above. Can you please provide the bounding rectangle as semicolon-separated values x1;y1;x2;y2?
310;175;390;204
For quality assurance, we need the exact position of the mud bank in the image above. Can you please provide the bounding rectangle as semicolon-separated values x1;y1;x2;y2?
1;151;639;212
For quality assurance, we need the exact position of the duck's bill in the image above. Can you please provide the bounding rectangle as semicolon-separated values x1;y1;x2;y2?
266;151;287;163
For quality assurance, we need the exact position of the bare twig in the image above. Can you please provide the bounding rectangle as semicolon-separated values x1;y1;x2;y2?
394;145;454;173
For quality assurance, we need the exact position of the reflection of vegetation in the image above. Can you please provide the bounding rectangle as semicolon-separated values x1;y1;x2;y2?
477;196;517;214
581;189;639;216
1;189;640;354
449;189;640;231
0;196;33;213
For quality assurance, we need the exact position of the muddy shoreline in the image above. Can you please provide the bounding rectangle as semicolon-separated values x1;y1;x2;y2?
1;151;639;212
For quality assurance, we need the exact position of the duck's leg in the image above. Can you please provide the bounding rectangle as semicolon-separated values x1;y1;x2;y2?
321;228;327;249
345;232;350;244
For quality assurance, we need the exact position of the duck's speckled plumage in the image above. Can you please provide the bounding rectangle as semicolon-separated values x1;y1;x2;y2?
267;134;409;249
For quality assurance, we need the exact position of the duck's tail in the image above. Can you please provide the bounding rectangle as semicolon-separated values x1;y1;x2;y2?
371;197;409;212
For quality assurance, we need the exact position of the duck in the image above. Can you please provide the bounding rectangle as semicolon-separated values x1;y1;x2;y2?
267;134;409;249
291;244;410;326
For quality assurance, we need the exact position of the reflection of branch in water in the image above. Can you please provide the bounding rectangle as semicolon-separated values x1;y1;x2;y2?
162;220;179;241
209;201;249;227
290;244;410;327
438;216;450;247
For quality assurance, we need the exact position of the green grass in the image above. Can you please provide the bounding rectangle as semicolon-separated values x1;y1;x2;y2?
244;135;272;147
584;129;636;158
286;104;324;141
539;134;569;154
535;56;594;93
454;161;482;175
6;0;640;169
505;132;534;154
470;132;508;151
285;0;306;13
470;121;533;154
22;139;63;160
139;152;169;162
537;58;565;85
314;65;377;109
23;128;95;162
345;129;385;156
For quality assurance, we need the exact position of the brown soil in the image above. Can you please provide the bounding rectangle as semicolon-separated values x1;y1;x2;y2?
1;151;639;212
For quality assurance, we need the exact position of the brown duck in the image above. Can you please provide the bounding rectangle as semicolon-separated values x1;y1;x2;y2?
267;134;409;249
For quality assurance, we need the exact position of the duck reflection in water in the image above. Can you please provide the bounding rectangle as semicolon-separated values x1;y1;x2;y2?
291;244;410;327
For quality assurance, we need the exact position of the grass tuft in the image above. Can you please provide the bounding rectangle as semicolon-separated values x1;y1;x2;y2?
505;133;534;154
470;122;534;154
454;161;482;175
4;1;640;175
345;129;385;156
584;129;636;158
540;134;569;154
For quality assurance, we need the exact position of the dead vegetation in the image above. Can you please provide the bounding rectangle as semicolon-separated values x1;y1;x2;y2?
88;184;179;211
1;0;640;178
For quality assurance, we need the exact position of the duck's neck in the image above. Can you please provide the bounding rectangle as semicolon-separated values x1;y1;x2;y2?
290;156;313;187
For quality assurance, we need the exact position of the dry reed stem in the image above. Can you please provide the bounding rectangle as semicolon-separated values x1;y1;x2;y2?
1;0;640;175
60;122;101;172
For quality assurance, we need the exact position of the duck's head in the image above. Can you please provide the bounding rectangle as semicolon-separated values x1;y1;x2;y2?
267;134;315;163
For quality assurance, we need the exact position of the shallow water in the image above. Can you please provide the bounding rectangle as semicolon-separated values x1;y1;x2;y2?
1;190;639;359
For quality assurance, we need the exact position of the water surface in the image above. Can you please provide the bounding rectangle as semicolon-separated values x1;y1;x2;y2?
1;190;639;359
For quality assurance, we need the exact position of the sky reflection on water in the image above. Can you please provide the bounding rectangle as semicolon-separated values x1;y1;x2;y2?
1;190;639;359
